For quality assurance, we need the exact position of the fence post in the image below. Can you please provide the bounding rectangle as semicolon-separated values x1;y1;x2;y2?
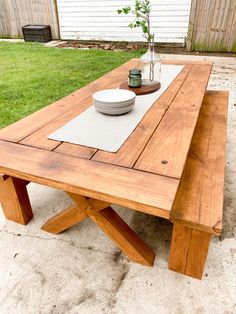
187;0;197;51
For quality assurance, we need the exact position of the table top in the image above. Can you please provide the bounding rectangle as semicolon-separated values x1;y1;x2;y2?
0;59;212;219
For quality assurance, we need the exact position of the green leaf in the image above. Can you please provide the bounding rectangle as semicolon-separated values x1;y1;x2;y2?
141;23;148;33
117;6;131;15
123;6;131;14
117;1;153;42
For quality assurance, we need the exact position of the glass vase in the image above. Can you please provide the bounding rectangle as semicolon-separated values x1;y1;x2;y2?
140;41;161;86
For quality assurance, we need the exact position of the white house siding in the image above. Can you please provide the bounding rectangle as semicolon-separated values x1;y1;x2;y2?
57;0;191;44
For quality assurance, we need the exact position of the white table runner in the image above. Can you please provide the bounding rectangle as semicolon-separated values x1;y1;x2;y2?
49;65;184;152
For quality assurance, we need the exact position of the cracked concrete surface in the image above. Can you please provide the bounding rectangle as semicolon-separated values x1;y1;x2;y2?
0;54;236;314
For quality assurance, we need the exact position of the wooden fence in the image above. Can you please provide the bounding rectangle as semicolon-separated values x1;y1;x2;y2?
1;0;236;52
187;0;236;52
0;0;59;39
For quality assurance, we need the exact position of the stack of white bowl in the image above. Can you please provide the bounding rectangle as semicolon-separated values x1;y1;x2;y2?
93;89;136;115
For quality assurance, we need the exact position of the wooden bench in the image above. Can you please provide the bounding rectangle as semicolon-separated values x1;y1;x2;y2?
169;90;228;279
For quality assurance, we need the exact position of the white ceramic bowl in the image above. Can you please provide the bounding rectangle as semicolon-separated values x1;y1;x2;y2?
93;89;136;106
94;98;135;108
94;102;135;115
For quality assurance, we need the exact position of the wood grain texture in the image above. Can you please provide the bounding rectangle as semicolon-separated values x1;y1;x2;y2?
92;65;193;167
0;140;179;218
0;0;59;39
0;174;33;224
187;0;236;52
134;63;212;178
119;81;161;95
170;91;228;235
19;59;139;150
41;198;110;234
14;61;209;159
53;61;212;162
169;223;192;274
41;203;87;234
0;59;138;143
20;59;141;151
55;142;97;159
68;193;155;266
20;96;92;150
169;223;212;279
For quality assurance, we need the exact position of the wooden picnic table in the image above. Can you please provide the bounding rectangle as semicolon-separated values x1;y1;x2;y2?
0;59;227;279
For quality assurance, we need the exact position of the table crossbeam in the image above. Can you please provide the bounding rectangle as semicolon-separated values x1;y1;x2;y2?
42;192;155;266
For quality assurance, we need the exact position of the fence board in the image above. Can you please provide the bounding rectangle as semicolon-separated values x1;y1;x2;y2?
0;0;59;39
187;0;236;52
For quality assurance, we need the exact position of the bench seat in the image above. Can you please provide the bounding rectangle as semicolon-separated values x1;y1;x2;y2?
169;90;228;279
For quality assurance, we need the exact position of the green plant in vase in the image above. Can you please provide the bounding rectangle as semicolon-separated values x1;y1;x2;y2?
118;0;161;85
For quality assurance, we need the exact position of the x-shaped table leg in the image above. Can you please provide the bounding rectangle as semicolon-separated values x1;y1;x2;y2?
42;192;155;266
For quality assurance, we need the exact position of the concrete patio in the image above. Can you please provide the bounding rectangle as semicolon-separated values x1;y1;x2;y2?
0;53;235;314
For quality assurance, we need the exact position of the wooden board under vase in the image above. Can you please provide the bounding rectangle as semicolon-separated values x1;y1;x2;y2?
119;81;161;95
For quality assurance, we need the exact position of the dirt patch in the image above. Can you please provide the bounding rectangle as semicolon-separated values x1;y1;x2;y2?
56;40;236;57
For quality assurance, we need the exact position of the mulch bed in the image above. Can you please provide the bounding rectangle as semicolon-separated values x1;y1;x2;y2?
57;40;149;51
56;40;236;57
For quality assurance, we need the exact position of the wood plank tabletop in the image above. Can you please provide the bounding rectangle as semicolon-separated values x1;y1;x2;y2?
0;58;213;219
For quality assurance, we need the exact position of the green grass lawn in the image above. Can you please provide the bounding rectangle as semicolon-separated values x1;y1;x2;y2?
0;42;141;128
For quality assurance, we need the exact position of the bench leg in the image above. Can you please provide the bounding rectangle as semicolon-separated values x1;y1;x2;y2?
0;174;33;225
168;223;212;279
